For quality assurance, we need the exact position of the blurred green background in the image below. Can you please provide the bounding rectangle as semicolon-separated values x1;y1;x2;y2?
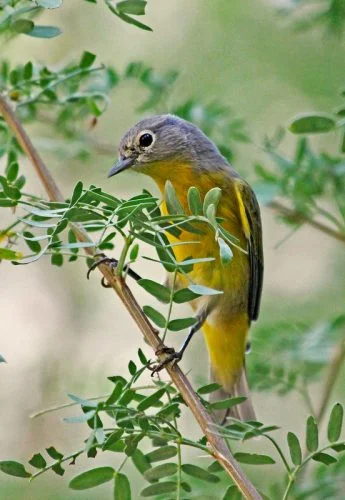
1;0;345;498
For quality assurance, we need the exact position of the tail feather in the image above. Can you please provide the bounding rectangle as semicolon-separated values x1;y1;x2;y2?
210;366;256;424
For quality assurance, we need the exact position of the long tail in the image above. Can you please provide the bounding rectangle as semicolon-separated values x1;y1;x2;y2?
202;313;256;423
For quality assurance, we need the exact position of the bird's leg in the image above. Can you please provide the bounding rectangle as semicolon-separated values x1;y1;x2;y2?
86;253;142;287
150;308;209;376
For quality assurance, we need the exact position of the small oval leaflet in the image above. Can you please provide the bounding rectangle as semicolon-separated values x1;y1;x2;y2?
144;463;178;481
69;466;115;490
289;113;336;134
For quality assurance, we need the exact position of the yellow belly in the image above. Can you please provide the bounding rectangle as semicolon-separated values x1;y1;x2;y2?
152;165;250;389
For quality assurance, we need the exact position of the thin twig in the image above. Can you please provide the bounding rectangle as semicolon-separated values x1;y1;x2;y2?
0;92;261;500
316;333;345;423
269;200;345;245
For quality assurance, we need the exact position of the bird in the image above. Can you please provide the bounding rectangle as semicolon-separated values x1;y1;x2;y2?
108;114;263;421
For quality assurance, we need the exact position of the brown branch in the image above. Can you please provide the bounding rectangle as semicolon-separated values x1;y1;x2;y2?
0;93;261;500
269;200;345;245
316;333;345;423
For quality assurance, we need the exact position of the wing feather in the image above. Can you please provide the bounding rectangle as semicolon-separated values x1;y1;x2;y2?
235;180;264;321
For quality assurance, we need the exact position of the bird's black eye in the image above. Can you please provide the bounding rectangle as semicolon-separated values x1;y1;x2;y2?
139;133;153;148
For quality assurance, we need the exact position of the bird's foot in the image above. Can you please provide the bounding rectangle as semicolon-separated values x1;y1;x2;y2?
150;346;182;376
86;253;118;287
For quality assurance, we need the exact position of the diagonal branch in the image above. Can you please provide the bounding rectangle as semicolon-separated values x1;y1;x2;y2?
0;93;261;500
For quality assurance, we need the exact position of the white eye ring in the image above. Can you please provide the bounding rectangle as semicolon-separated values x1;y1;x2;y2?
138;130;155;149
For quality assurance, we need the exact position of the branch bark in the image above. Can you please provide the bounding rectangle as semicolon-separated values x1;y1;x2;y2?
0;93;261;500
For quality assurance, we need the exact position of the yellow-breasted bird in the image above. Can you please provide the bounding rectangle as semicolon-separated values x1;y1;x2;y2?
108;114;263;421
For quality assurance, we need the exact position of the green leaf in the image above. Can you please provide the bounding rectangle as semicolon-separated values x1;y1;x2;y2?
0;199;17;207
218;237;233;266
132;449;151;475
312;452;337;466
289;113;336;134
187;186;203;215
80;51;96;68
11;19;34;34
197;382;222;395
0;354;6;363
167;317;196;331
51;253;63;267
63;410;96;424
287;432;302;466
129;243;139;261
71;181;83;204
331;443;345;452
36;0;63;7
28;453;47;469
206;203;217;228
173;288;201;303
223;485;242;500
234;453;275;465
114;10;152;31
208;460;224;473
188;284;223;296
138;279;171;303
0;248;22;260
328;403;343;442
306;416;318;453
46;447;63;460
138;348;147;365
114;472;131;500
182;464;219;483
144;463;177;481
143;306;166;328
103;429;124;450
203;187;222;215
209;396;246;410
27;25;62;38
164;180;184;215
6;162;19;182
0;461;31;478
23;231;41;253
128;360;137;375
23;61;33;80
146;446;177;462
137;388;165;411
141;482;177;497
117;1;147;15
69;467;114;490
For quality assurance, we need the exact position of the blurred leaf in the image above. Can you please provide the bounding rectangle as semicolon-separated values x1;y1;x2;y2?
46;447;63;460
203;187;222;215
164;180;184;215
80;51;96;68
144;463;177;481
188;284;223;296
173;287;201;303
218;237;233;266
289;113;336;134
234;453;275;465
328;403;343;442
306;416;319;453
0;461;31;478
143;305;166;328
0;248;22;260
188;186;203;215
69;467;114;490
209;396;246;410
117;1;146;15
141;482;177;497
36;0;63;7
11;20;34;34
114;472;131;500
223;485;242;500
146;446;177;462
287;432;302;466
197;382;222;395
131;449;151;475
137;388;165;411
28;25;62;38
28;453;47;469
138;279;171;303
182;464;219;483
167;317;196;331
312;452;337;466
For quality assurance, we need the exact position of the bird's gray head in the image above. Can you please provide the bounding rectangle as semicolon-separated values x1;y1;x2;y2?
108;114;228;178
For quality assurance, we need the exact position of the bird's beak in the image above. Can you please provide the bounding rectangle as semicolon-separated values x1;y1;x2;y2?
108;156;135;178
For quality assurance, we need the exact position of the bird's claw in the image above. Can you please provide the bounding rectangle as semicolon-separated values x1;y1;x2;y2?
86;253;119;285
150;347;182;376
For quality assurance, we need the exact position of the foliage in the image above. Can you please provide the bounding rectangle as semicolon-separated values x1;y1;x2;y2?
1;2;345;499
